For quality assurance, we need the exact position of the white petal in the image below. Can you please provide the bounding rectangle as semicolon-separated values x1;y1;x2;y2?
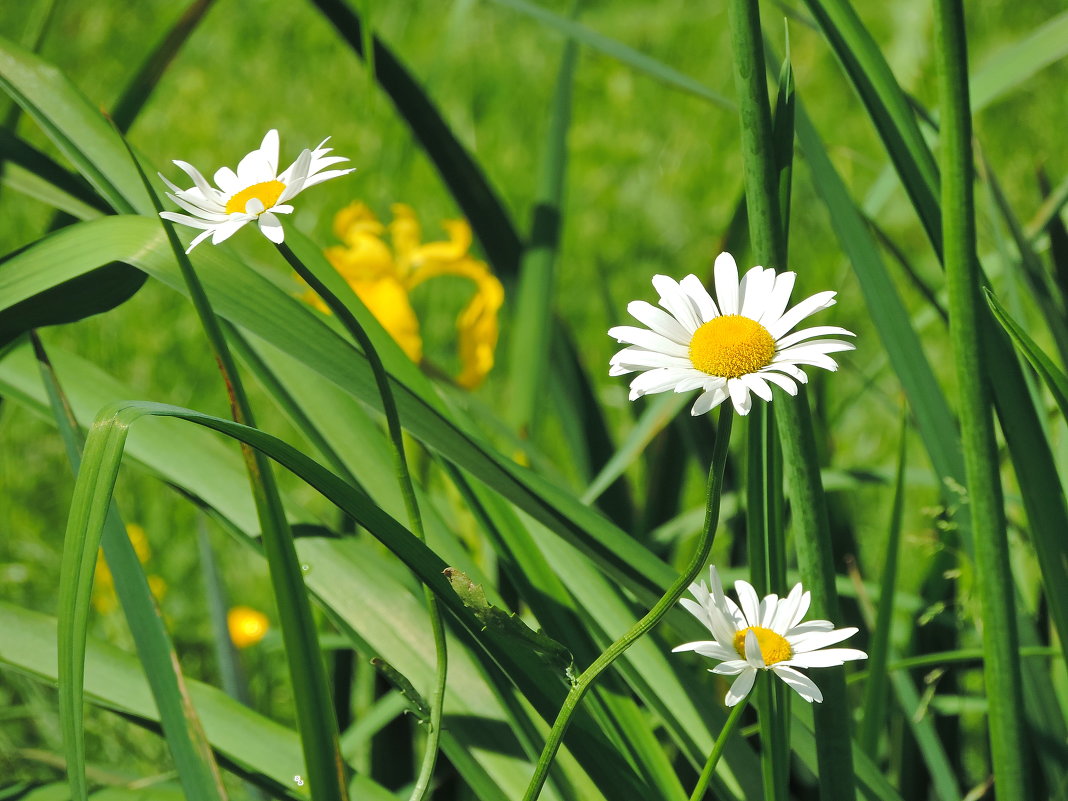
725;668;757;706
758;594;779;627
259;129;280;176
786;648;867;668
691;387;728;416
184;228;215;253
711;660;749;676
741;373;773;402
172;159;216;198
236;140;274;184
727;378;753;415
629;367;694;398
245;197;266;215
767;291;837;339
159;211;215;229
775;326;856;350
763;362;809;384
706;567;742;646
777;340;857;358
787;620;834;636
789;626;858;652
210;218;248;244
770;583;804;631
652;275;702;331
679;598;713;631
679;274;719;321
690;641;739;661
674;374;714;393
758;370;798;396
258;212;285;243
774;352;840;371
713;252;740;315
627;300;692;343
744;630;765;668
739;266;776;320
772;665;823;703
214;166;242;194
758;270;796;327
299;167;356;190
277;150;313;201
734;580;761;628
608;326;690;357
610;346;692;371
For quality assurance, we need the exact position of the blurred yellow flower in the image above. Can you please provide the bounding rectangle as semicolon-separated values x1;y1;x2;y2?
228;606;270;648
306;202;504;389
92;524;166;613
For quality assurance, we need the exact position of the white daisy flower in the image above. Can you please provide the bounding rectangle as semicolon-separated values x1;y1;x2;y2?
608;252;855;416
673;566;867;706
159;129;354;253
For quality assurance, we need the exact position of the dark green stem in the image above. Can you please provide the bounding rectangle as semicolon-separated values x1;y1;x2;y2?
277;241;447;801
933;1;1029;796
688;691;752;801
520;407;734;801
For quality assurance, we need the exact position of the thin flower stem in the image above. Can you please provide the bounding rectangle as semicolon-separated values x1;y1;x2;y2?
520;407;734;801
276;241;447;801
933;1;1029;797
726;1;856;799
127;141;348;801
688;691;752;801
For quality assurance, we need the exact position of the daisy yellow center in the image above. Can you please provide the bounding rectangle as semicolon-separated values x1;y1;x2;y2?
733;626;792;665
225;180;285;215
688;315;776;378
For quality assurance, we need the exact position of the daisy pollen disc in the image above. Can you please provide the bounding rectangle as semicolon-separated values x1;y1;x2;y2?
226;180;286;215
733;626;792;665
690;315;776;378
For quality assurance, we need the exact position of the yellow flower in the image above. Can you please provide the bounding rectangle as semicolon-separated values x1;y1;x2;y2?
228;606;270;648
307;202;504;389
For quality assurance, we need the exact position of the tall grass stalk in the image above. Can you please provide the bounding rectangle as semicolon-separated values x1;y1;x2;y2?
933;1;1030;796
688;691;753;801
727;1;857;799
520;407;734;801
275;241;447;801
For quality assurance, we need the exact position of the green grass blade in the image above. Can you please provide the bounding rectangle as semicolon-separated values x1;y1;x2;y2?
793;102;964;485
970;10;1068;113
109;0;218;133
508;27;577;438
0;36;150;214
0;129;109;214
33;337;227;801
936;2;1029;795
0;216;679;601
799;0;941;252
486;0;732;109
307;0;522;277
0;601;349;797
984;289;1068;663
730;4;857;800
58;397;657;798
857;409;907;757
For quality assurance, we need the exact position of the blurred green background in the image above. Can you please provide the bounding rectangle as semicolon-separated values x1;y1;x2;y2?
1;0;1064;785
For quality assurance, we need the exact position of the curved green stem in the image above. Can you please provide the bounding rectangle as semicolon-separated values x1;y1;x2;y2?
688;691;752;801
520;406;734;801
277;241;447;801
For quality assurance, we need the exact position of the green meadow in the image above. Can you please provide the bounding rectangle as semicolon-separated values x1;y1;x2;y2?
1;1;1066;799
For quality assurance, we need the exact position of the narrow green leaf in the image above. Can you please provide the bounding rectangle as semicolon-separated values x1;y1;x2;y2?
33;337;227;801
109;0;217;133
970;10;1068;113
486;0;732;109
508;27;577;437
